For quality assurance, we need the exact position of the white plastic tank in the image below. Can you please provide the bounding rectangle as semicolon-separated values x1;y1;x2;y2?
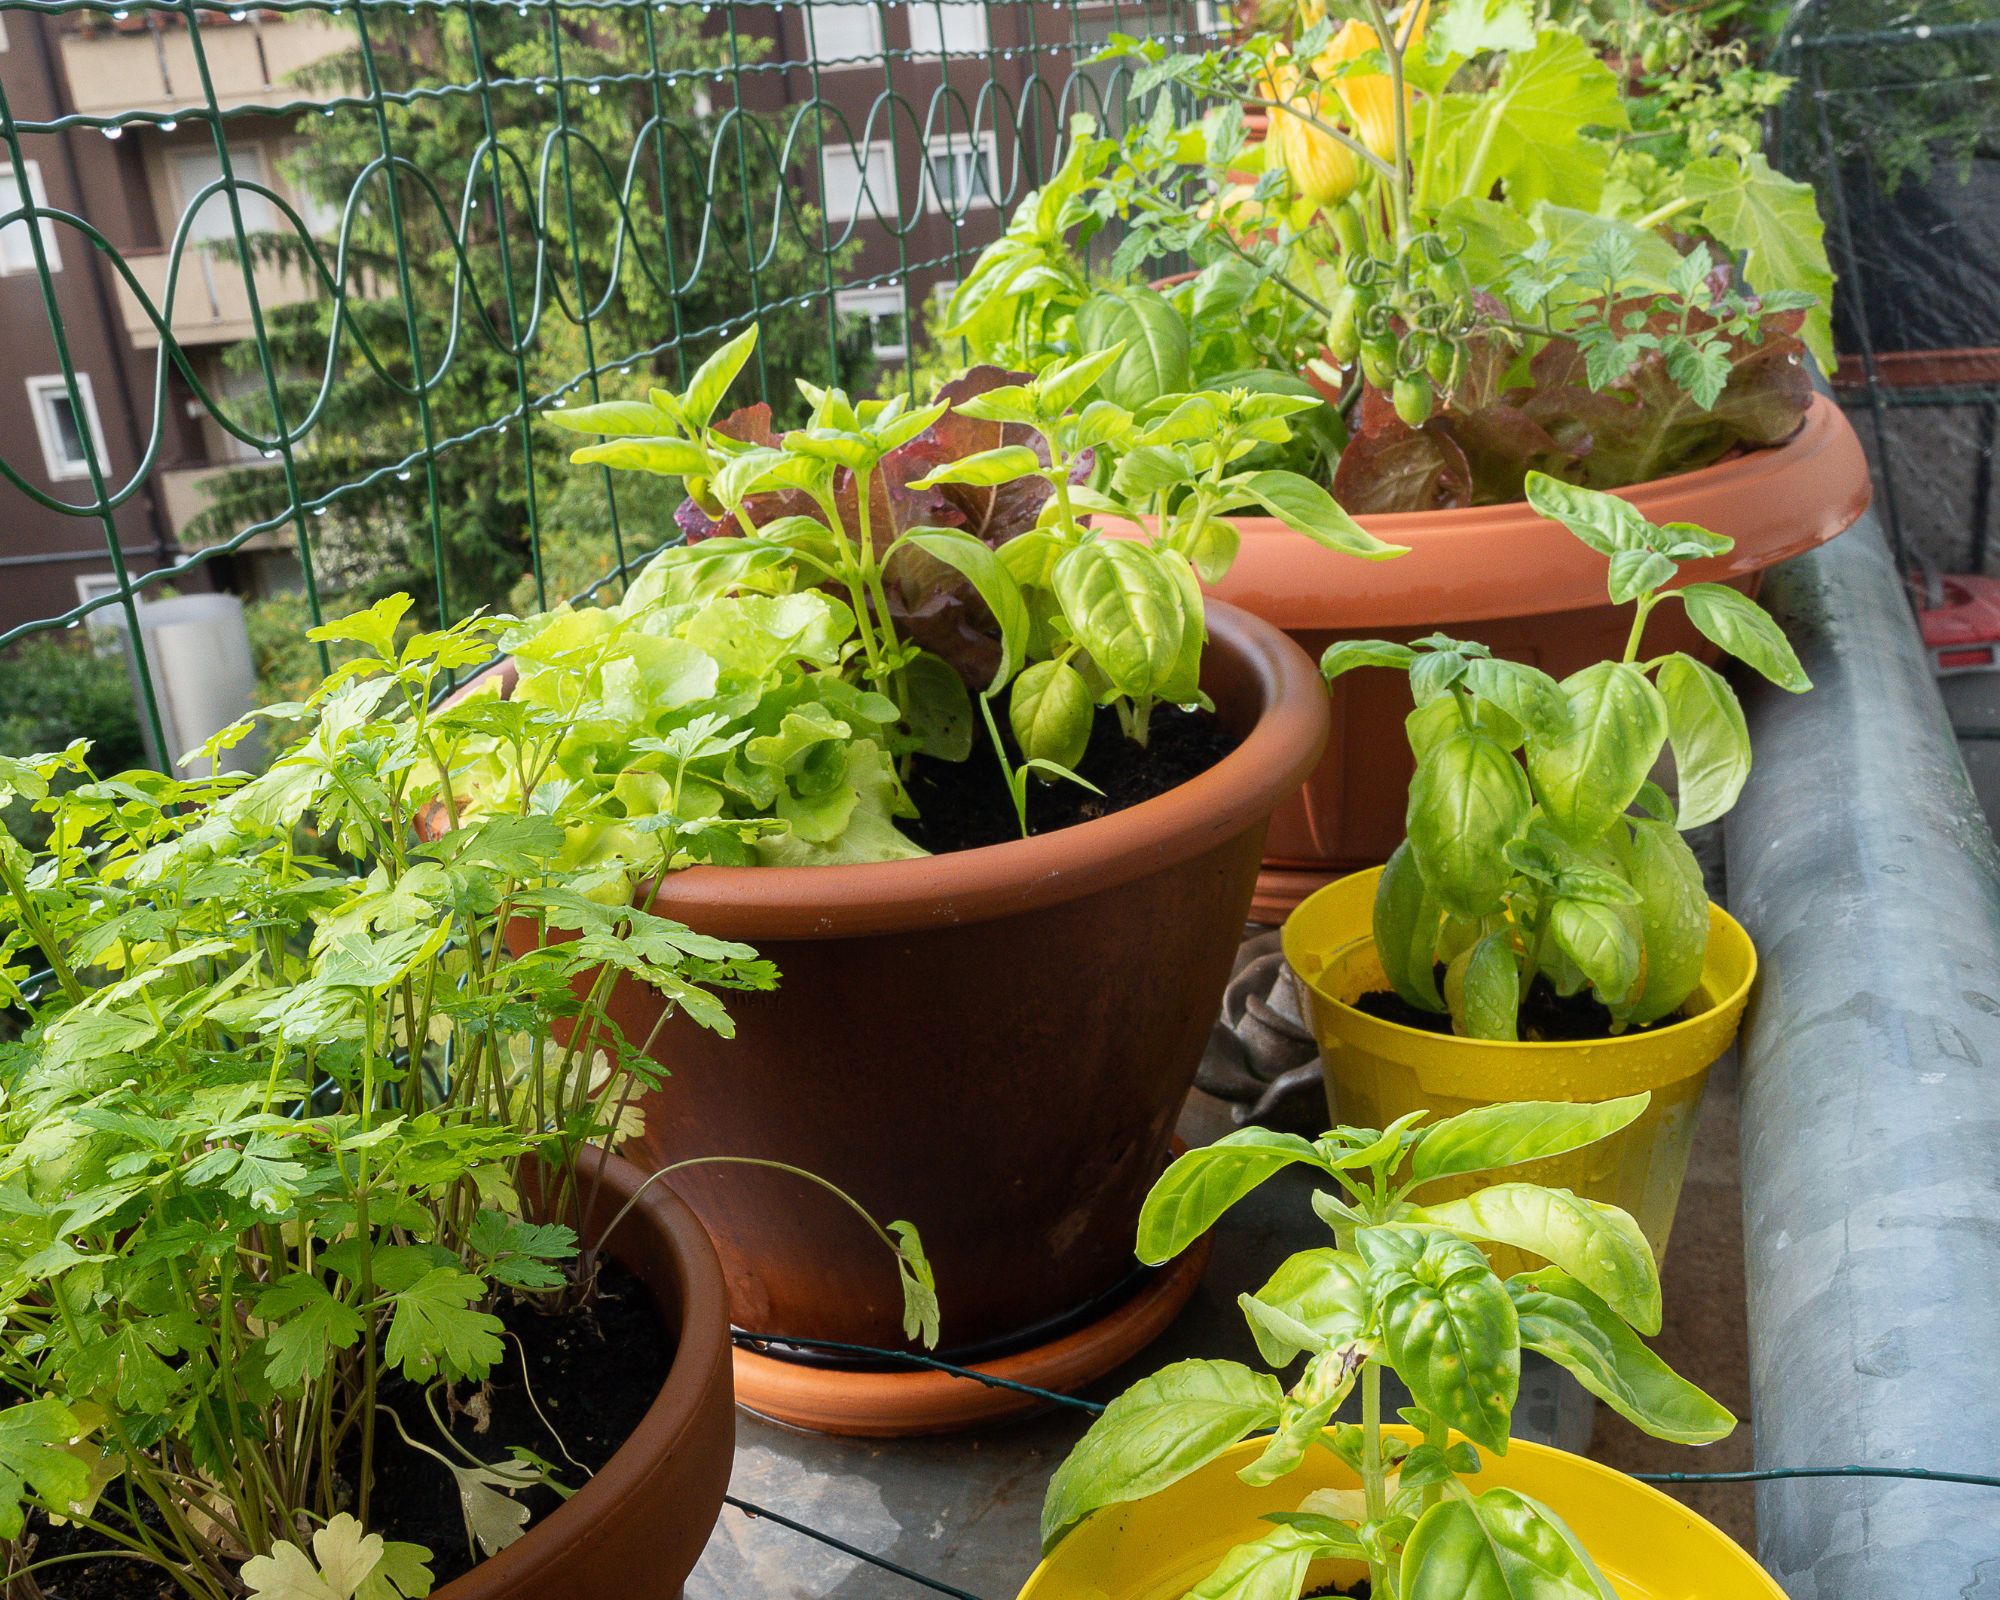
92;592;261;776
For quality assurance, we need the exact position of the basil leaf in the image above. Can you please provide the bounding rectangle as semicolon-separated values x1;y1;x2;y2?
1619;818;1709;1027
1508;1270;1735;1444
1235;470;1407;560
1374;841;1447;1011
1040;1360;1283;1551
1413;1183;1662;1335
1655;653;1751;829
1407;731;1534;918
1075;287;1190;409
1362;1226;1519;1453
1527;662;1668;844
1678;582;1811;693
1410;1095;1651;1187
1238;1248;1370;1366
1402;1488;1618;1600
1008;659;1094;772
1458;932;1523;1042
1052;539;1185;700
1138;1129;1328;1264
904;528;1030;691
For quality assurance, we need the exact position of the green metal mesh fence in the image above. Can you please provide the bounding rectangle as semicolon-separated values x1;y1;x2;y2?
0;0;1217;770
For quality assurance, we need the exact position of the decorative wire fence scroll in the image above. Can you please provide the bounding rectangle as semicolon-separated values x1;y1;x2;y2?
0;0;1218;779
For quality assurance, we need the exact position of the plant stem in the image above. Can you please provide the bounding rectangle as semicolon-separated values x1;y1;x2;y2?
1622;593;1660;663
1362;1360;1390;1594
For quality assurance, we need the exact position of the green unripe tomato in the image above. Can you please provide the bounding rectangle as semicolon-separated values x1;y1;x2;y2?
1426;339;1455;386
1393;374;1434;428
1330;200;1368;260
1328;286;1362;364
1666;27;1691;66
1360;338;1397;390
1641;38;1665;73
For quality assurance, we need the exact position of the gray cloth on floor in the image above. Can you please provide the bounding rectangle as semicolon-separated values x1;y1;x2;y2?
1196;926;1328;1131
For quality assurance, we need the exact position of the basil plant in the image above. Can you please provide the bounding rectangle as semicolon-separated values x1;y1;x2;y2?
1042;1096;1734;1600
1321;474;1810;1040
545;324;1403;842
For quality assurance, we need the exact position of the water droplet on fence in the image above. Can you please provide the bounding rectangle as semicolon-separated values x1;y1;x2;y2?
104;128;123;140
588;83;602;95
397;470;413;482
261;448;278;460
313;506;329;517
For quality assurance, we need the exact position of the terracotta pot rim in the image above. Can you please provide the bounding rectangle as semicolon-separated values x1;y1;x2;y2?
1187;396;1870;630
1336;392;1850;529
435;1153;729;1598
640;600;1330;940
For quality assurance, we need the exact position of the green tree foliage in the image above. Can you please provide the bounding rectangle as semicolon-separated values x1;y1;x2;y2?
190;5;870;626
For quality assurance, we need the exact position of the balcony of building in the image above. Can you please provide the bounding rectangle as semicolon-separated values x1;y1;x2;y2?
112;244;321;349
58;11;354;119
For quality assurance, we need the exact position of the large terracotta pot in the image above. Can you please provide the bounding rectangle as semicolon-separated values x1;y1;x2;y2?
1188;396;1871;918
609;602;1329;1355
438;1153;733;1600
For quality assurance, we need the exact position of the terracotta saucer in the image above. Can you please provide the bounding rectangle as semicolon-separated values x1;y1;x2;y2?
731;1234;1214;1438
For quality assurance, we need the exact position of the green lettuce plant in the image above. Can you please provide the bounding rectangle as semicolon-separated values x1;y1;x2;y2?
531;323;1402;847
946;0;1833;512
1042;1095;1734;1599
1321;475;1809;1040
0;604;931;1600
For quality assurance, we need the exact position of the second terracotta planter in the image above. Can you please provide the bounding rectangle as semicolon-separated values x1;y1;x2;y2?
437;1154;733;1600
1185;396;1872;918
598;602;1329;1361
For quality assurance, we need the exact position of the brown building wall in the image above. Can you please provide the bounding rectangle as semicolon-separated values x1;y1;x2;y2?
0;9;184;631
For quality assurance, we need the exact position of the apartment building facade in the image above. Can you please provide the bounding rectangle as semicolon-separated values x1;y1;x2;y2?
0;5;345;631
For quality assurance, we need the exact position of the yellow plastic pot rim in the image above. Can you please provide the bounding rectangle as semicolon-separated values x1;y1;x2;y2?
1281;867;1759;1055
1019;1426;1786;1599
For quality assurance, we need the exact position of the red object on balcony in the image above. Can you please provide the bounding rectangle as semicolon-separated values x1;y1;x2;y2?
1918;574;2000;675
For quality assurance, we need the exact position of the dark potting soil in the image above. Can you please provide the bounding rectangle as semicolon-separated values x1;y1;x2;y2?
364;1260;671;1585
898;703;1238;855
1356;967;1687;1043
17;1265;668;1599
1303;1584;1371;1598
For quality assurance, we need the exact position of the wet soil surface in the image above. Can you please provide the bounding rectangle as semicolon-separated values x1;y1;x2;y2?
898;704;1237;854
1356;967;1686;1043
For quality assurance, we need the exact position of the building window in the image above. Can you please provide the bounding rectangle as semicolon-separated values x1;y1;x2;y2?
908;2;988;56
836;286;910;360
0;160;61;275
26;374;111;483
925;135;998;214
804;1;883;66
172;145;279;245
819;142;897;224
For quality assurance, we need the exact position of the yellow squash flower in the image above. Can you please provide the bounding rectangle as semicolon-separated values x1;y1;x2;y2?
1316;0;1429;164
1273;87;1363;208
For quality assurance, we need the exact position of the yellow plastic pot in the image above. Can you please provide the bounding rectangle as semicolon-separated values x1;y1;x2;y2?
1016;1428;1782;1599
1282;867;1756;1271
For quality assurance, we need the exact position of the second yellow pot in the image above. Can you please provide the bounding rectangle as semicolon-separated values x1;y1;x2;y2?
1019;1427;1781;1599
1282;867;1756;1270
